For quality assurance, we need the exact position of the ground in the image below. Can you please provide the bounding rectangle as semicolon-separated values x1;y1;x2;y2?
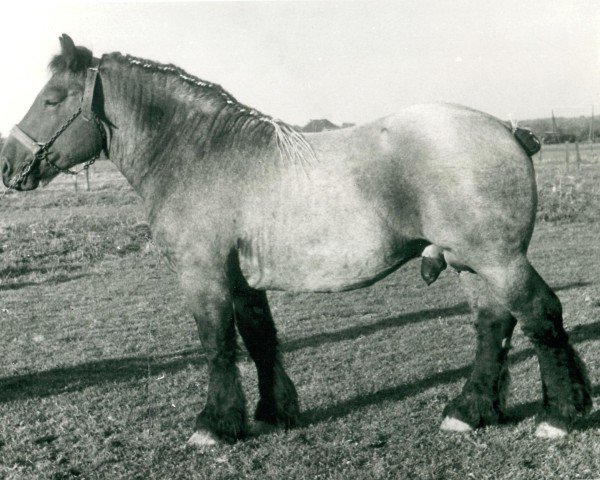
0;144;598;479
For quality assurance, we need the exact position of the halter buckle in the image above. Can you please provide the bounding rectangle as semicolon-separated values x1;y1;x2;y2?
82;67;99;121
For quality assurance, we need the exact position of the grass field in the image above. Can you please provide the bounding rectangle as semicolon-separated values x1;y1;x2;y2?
0;150;599;479
533;143;600;223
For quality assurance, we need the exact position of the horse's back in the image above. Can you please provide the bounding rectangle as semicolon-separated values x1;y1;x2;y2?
307;102;536;249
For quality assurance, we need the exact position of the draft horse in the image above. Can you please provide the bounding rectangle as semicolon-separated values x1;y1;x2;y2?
1;35;591;444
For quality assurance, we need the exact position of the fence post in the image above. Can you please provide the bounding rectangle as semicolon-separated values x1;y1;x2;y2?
73;174;78;192
85;167;90;191
565;142;570;172
574;141;581;171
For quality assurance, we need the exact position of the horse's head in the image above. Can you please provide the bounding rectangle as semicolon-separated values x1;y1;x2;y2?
1;34;106;190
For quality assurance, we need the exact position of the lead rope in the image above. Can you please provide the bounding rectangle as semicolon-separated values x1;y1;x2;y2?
44;110;106;176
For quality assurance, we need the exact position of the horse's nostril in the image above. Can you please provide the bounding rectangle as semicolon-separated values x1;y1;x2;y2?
1;158;10;177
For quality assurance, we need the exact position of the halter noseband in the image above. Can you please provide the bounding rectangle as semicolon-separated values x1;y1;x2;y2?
7;66;107;188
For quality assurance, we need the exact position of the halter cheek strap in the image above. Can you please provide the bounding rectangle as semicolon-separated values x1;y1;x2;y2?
81;67;99;121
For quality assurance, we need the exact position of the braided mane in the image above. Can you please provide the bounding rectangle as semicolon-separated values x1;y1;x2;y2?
122;54;317;171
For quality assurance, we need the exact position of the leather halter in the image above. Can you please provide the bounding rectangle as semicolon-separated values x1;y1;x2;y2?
7;66;107;185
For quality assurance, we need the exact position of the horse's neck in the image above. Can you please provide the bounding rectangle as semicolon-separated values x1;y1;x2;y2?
98;59;302;214
100;61;221;199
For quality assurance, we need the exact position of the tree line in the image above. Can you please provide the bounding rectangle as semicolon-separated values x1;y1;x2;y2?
520;115;598;144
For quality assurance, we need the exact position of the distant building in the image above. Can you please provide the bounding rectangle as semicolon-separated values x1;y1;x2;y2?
302;119;340;133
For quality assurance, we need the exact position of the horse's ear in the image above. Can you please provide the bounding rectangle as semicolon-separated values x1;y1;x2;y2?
59;34;77;68
51;33;92;73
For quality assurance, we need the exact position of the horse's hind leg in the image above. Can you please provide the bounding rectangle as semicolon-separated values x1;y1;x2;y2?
185;278;248;446
441;271;517;431
480;255;592;437
233;287;299;431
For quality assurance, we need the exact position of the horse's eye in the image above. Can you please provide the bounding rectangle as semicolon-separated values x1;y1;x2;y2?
44;98;61;107
43;88;67;107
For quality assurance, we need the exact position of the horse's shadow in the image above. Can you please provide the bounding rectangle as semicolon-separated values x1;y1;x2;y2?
0;263;83;278
300;393;600;433
0;264;86;291
0;279;597;430
0;300;471;403
574;407;600;430
282;280;588;354
0;273;90;291
0;347;203;403
502;386;600;431
300;318;600;430
282;302;470;353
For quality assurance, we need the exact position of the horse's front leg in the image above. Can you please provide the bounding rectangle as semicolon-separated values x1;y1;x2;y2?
183;271;247;446
233;287;299;432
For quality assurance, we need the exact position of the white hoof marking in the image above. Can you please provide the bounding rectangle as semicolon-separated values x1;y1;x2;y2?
188;430;219;447
535;422;567;439
440;416;473;432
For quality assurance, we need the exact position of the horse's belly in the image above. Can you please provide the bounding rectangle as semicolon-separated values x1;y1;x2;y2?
238;215;406;292
240;244;400;292
239;148;419;292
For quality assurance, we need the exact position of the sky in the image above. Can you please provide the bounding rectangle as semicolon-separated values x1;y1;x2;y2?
0;0;598;135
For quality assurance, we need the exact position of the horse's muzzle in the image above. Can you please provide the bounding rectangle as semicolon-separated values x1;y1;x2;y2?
1;155;13;188
1;154;39;191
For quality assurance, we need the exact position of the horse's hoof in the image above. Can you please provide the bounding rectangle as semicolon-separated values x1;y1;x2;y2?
535;422;567;439
440;416;473;432
251;421;277;436
188;430;219;447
